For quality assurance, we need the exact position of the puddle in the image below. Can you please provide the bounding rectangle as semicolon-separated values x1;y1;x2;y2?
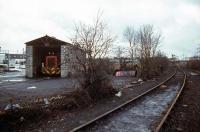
2;79;26;82
190;72;199;76
27;86;37;89
9;79;25;82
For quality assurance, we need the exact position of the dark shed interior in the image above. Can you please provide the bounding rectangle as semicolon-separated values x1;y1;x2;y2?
33;45;60;77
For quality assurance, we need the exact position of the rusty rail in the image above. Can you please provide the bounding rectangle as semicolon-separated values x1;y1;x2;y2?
155;70;187;132
69;69;177;132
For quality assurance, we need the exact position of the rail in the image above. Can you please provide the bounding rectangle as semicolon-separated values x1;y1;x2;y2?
69;69;177;132
155;69;187;132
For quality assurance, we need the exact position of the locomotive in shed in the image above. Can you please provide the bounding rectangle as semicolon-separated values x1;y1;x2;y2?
41;52;60;76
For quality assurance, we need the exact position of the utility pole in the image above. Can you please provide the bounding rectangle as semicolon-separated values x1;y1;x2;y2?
7;50;10;71
197;46;200;60
23;48;25;59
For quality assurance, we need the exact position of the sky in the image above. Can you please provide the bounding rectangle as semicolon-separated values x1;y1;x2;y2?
0;0;200;58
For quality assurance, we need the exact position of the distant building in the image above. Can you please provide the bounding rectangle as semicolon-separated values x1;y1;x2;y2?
0;47;25;68
0;54;6;64
0;47;8;64
5;53;26;67
188;56;200;60
5;54;25;60
110;57;139;71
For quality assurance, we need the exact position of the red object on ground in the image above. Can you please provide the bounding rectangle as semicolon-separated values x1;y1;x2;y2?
115;71;136;77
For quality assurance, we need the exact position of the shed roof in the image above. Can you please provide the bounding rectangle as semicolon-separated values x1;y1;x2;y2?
25;35;72;46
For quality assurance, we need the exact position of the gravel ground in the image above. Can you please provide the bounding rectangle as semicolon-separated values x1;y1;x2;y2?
83;85;181;132
160;70;200;132
0;67;175;131
20;68;175;131
80;70;184;132
0;74;133;109
111;76;136;90
0;78;77;109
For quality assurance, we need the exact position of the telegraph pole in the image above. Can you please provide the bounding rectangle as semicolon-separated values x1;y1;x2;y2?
7;50;10;71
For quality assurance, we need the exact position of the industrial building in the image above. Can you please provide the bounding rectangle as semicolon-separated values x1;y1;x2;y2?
25;35;82;78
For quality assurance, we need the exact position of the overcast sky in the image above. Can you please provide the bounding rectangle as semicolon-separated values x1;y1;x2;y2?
0;0;200;58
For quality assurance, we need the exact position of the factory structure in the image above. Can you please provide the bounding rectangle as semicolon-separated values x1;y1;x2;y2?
25;35;83;78
0;47;25;69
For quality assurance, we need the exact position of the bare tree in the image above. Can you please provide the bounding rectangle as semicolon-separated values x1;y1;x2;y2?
115;46;126;58
137;25;162;79
114;46;128;70
123;26;137;66
195;44;200;59
73;12;113;59
154;51;169;74
72;11;116;99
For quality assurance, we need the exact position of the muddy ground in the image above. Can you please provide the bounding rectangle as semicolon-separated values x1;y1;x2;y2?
0;75;133;109
81;70;184;132
160;70;200;132
0;67;175;131
10;68;174;132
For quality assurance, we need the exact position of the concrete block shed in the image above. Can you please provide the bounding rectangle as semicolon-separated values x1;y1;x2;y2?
25;35;76;78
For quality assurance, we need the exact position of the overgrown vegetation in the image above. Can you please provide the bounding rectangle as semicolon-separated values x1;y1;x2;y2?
187;45;200;71
123;25;169;79
71;11;117;101
0;90;97;131
187;57;200;70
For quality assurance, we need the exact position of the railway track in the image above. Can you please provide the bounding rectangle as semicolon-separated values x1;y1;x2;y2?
155;69;187;132
68;69;186;132
68;68;188;132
